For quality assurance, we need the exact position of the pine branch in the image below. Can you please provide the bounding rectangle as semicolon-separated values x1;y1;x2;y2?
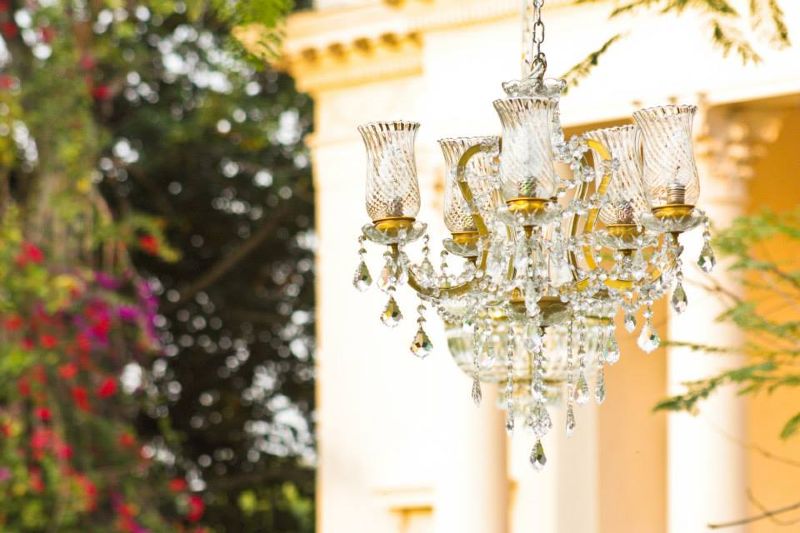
562;34;624;89
708;499;800;529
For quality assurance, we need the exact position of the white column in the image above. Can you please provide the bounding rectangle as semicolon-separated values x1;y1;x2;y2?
434;381;509;533
667;104;782;532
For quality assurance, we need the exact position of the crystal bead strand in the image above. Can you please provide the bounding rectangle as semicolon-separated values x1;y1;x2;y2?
565;318;577;436
573;315;590;405
671;237;688;314
505;324;517;433
529;324;551;469
353;235;373;292
698;213;716;273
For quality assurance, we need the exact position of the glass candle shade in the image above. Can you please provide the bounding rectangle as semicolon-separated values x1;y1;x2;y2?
633;105;700;209
586;125;649;225
493;97;559;201
358;121;421;222
438;136;501;233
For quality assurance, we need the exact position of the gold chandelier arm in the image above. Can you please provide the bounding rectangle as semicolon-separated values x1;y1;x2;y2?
455;142;496;238
391;244;486;299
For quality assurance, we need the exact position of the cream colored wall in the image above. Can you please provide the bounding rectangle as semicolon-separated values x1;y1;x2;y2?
285;1;800;532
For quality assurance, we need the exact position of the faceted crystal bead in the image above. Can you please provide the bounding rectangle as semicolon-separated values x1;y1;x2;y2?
471;377;483;406
524;280;540;317
506;413;515;434
353;260;372;292
531;403;552;438
378;261;394;291
410;326;433;358
565;403;576;437
381;297;403;328
574;371;590;405
671;281;688;314
698;241;716;273
604;335;620;365
595;367;606;404
530;439;547;470
637;321;661;353
624;312;636;333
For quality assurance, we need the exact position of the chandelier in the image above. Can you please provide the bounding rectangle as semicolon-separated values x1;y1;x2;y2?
351;0;715;469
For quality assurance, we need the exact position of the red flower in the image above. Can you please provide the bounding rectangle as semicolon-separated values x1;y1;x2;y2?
0;74;13;90
29;467;44;493
0;0;9;12
35;407;51;422
187;495;205;522
21;338;34;350
30;428;52;450
71;386;90;411
91;316;110;340
79;54;96;70
168;478;188;492
15;242;44;267
1;21;17;39
97;377;117;398
76;333;91;352
40;334;57;349
92;84;111;101
58;362;78;380
56;443;73;460
17;378;30;397
4;315;23;331
138;234;159;255
39;26;55;44
118;432;136;448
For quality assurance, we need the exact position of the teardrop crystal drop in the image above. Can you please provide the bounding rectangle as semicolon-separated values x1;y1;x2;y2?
574;371;590;405
471;377;483;406
595;366;606;405
506;413;515;434
698;241;716;273
410;326;433;358
605;334;620;365
530;440;547;470
378;261;394;291
637;321;661;353
353;260;372;292
381;297;403;328
531;403;553;438
624;312;636;333
566;403;576;437
671;282;688;314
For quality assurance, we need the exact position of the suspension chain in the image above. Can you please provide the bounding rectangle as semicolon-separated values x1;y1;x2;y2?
530;0;547;78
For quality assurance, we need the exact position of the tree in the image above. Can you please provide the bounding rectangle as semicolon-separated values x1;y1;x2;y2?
0;0;315;530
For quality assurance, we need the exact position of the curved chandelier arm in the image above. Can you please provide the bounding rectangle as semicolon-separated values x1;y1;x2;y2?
568;138;612;276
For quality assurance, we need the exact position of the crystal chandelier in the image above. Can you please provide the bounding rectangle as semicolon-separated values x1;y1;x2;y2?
351;0;715;469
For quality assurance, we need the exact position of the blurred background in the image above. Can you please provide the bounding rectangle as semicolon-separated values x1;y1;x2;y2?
0;0;797;532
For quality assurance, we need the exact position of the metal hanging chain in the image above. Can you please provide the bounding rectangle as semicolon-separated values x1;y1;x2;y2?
531;0;547;79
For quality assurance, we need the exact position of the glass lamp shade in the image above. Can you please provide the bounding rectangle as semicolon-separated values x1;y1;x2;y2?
633;105;700;208
586;125;649;225
358;121;422;222
438;136;501;233
493;97;559;200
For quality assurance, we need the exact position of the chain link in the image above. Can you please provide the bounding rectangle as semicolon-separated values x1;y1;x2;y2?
531;0;547;78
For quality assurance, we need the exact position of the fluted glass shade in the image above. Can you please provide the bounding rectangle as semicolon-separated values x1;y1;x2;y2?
586;125;649;225
439;136;501;233
493;97;559;200
633;105;700;208
358;121;421;222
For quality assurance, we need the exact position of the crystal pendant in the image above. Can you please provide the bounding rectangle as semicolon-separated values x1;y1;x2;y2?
671;281;688;314
378;261;394;291
506;413;515;434
353;260;372;292
381;297;403;328
624;312;636;333
574;371;590;405
566;403;576;437
531;403;552;438
471;377;482;406
605;334;620;365
410;326;433;358
525;280;540;317
530;439;547;470
637;321;661;353
698;241;716;273
595;367;606;404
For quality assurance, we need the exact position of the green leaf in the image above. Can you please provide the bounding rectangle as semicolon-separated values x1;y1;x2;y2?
780;412;800;439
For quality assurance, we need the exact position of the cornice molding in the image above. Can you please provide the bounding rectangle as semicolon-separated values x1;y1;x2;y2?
280;0;576;92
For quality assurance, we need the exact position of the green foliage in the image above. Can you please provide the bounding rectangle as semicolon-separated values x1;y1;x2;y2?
564;0;791;84
656;209;800;441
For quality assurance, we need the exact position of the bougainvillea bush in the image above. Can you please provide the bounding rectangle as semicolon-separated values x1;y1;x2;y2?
0;210;206;531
